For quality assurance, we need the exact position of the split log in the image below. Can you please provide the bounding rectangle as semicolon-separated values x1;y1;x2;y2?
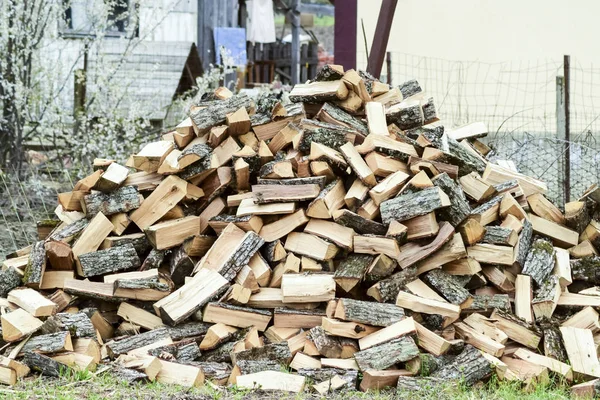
289;80;348;103
367;266;418;303
82;186;141;217
19;331;73;355
333;209;387;235
334;254;374;292
514;218;533;267
423;269;473;308
431;173;471;226
380;187;450;224
354;336;419;371
202;303;272;331
231;342;292;365
0;267;23;297
41;312;95;338
482;226;518;246
532;275;561;319
1;308;43;342
106;327;172;358
78;243;140;278
23;352;68;377
521;238;556;286
431;345;492;386
189;95;252;134
23;240;46;288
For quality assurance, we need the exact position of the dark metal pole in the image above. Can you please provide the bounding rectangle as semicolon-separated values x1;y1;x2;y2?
334;0;357;71
386;51;392;85
564;55;571;203
291;0;300;85
366;0;398;79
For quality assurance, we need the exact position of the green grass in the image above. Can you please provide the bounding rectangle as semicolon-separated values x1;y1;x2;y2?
0;372;575;400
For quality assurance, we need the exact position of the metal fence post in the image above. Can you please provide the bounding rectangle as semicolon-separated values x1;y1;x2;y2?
556;75;566;205
564;55;571;203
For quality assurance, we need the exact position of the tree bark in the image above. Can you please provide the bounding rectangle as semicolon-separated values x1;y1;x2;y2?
112;366;148;383
483;226;516;246
257;176;327;188
381;187;449;224
41;312;95;339
0;267;22;297
168;245;194;286
106;327;171;358
18;331;72;355
23;240;46;288
423;269;472;307
192;362;231;382
23;352;68;378
309;326;343;358
78;243;141;278
298;126;348;154
166;322;211;341
368;266;418;303
463;294;511;315
82;186;141;217
354;336;419;370
140;248;166;271
334;209;387;235
231;342;292;366
48;218;89;243
515;218;533;267
432;173;470;227
571;256;600;284
396;376;448;392
398;79;422;98
431;345;492;386
522;238;556;286
334;254;374;292
317;103;369;136
217;232;264;281
446;137;487;176
336;298;406;327
189;95;253;134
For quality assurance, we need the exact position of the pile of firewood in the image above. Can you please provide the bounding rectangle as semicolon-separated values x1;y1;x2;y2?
3;65;600;396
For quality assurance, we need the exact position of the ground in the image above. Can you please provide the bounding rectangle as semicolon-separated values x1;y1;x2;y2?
0;372;574;400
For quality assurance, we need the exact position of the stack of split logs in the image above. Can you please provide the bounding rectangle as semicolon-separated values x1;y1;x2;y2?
4;65;600;396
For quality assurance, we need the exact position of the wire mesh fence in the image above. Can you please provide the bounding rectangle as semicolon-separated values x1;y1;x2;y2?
358;52;600;207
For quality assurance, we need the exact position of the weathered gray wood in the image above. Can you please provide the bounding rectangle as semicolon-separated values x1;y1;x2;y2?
140;248;166;271
333;209;387;235
493;179;520;194
215;232;264;281
41;312;95;338
406;125;445;148
178;342;203;362
522;238;556;286
532;275;560;318
431;345;492;386
189;94;253;133
470;195;502;220
231;342;292;366
106;327;171;358
483;226;516;246
336;298;405;327
423;269;472;306
515;218;533;267
23;240;46;288
256;176;327;188
78;243;141;278
0;267;22;297
571;256;600;284
179;143;212;164
422;97;438;124
354;336;419;370
19;331;72;355
234;359;283;375
82;186;141;217
23;352;68;377
47;218;89;243
381;187;448;224
368;266;418;303
334;254;374;292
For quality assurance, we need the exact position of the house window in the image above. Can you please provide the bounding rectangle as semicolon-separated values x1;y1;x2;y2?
107;0;129;33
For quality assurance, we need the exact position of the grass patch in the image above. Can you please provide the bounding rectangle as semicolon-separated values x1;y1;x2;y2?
0;372;575;400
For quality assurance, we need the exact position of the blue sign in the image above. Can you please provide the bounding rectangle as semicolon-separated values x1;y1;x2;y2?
214;27;247;66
